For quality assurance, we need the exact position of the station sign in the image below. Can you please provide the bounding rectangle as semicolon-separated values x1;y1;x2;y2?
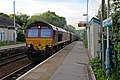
103;17;112;27
78;21;87;27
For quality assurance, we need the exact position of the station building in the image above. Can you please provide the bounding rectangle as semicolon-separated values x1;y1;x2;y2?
0;16;22;42
87;17;102;59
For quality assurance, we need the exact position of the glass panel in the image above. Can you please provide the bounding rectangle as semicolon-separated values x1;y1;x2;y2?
28;29;38;37
41;29;51;37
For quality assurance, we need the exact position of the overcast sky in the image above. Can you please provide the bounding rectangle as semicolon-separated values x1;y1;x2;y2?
0;0;101;30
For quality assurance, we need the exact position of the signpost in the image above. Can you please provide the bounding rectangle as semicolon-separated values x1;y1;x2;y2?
103;4;113;77
103;17;112;76
103;17;112;27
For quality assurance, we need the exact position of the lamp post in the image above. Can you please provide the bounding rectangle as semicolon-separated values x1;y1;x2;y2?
87;0;88;22
13;1;16;44
86;0;90;51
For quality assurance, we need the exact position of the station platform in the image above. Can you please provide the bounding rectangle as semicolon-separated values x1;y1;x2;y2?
0;43;26;50
17;41;93;80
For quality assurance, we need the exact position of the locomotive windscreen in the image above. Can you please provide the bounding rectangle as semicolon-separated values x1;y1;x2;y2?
40;29;52;37
28;29;38;37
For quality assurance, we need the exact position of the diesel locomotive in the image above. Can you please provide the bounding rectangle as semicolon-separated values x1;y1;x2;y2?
26;21;78;61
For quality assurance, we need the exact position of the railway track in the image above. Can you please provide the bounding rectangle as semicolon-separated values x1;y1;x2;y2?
1;62;38;80
0;44;68;80
0;51;31;79
0;52;27;66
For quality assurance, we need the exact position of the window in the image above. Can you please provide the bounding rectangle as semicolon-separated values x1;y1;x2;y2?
41;29;52;37
28;29;38;37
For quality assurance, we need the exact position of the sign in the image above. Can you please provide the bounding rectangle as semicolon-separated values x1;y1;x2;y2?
78;21;87;27
103;17;112;27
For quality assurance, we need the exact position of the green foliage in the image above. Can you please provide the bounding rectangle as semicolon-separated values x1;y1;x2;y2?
111;3;120;76
90;57;106;80
108;68;120;80
95;2;120;79
83;39;87;48
17;31;25;42
111;2;120;12
90;57;120;80
28;11;67;29
28;11;78;33
67;25;77;33
98;30;102;44
9;13;30;29
0;12;9;18
77;30;84;40
96;4;107;20
83;30;88;48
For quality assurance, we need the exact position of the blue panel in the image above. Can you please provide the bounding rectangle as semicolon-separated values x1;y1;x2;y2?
103;22;112;27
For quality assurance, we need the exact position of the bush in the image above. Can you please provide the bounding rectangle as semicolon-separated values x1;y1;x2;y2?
90;57;106;80
83;39;88;48
17;31;25;42
90;57;120;80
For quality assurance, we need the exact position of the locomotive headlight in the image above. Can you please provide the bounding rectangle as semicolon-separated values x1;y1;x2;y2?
27;44;31;47
48;45;51;47
46;45;52;48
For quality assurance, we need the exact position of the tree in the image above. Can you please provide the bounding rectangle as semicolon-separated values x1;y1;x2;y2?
111;2;120;55
28;11;67;29
111;2;120;12
0;12;9;18
17;31;25;42
9;12;30;29
96;4;107;20
67;25;77;34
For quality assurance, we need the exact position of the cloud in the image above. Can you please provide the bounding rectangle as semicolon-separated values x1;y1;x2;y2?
0;0;101;30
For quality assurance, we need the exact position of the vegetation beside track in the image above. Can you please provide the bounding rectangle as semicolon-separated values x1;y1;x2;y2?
90;57;120;80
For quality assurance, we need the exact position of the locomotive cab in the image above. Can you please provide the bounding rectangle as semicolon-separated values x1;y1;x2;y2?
25;21;76;62
26;21;53;50
26;21;53;61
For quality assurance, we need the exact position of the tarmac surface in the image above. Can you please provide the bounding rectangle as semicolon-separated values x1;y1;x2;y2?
50;41;89;80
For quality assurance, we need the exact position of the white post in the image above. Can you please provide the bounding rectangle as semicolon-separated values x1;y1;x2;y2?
87;0;90;50
106;0;110;77
13;1;16;44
